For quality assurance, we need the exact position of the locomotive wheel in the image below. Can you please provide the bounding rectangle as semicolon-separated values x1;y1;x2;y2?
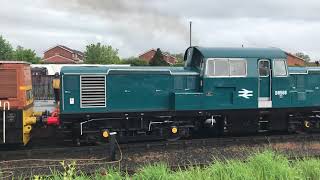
165;126;184;141
166;136;181;141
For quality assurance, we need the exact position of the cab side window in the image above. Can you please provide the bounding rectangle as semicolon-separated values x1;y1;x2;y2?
185;48;193;67
214;60;229;76
230;60;246;76
206;60;215;77
205;58;247;77
273;59;287;77
259;61;270;77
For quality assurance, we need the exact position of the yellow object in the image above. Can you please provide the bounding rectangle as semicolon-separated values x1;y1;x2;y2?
22;107;37;145
32;111;43;116
21;86;34;106
171;127;178;134
102;130;109;138
304;121;310;128
52;79;60;89
19;85;32;90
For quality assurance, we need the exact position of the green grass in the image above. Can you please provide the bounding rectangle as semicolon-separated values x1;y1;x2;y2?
28;151;320;180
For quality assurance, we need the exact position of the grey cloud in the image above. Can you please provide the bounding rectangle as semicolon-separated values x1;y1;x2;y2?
43;0;191;56
157;0;320;21
0;0;319;60
46;0;189;40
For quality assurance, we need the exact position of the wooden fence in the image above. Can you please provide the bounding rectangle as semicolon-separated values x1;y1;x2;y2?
32;75;55;100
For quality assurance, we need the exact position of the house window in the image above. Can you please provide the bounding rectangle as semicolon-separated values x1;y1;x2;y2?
273;59;287;77
206;58;247;77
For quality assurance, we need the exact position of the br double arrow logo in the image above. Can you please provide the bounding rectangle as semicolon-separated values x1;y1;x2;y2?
238;89;253;99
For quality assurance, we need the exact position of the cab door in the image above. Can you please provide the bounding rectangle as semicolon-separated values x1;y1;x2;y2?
258;59;272;108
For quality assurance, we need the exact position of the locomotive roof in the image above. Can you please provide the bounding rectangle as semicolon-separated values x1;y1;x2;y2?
61;66;198;75
0;61;30;64
289;66;320;74
187;47;287;59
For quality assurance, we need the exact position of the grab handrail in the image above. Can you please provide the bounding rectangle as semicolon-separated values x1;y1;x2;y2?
2;101;10;143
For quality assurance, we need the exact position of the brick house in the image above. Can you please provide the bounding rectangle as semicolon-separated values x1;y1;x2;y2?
139;49;177;65
43;45;84;64
286;52;306;66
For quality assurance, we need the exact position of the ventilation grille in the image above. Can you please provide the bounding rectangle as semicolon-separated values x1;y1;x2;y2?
80;76;106;108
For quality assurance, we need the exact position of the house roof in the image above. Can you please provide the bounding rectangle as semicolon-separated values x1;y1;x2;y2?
44;45;84;56
285;52;306;62
43;54;77;64
138;49;177;60
60;45;84;56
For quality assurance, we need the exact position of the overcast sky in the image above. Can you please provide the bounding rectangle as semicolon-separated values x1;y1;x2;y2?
1;0;320;59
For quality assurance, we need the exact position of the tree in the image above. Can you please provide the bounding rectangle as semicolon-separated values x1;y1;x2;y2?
122;57;149;66
295;52;311;62
0;36;14;60
13;45;41;63
84;43;121;64
149;48;169;66
171;53;184;66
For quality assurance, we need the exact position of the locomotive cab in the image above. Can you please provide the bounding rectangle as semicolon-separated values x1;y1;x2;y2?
183;47;289;110
180;47;290;133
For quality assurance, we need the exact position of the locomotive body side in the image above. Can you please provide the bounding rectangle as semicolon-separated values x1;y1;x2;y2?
60;66;200;114
286;67;320;108
59;47;320;143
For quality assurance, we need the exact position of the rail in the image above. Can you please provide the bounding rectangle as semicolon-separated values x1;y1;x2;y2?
1;133;320;178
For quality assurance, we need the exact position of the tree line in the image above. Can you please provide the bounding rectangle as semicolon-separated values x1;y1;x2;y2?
0;36;41;63
1;35;313;66
0;35;184;66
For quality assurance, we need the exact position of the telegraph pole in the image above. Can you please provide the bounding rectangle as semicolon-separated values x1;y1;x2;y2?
189;21;192;47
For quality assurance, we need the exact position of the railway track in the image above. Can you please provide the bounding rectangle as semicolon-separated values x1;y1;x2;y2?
1;133;320;178
0;133;317;160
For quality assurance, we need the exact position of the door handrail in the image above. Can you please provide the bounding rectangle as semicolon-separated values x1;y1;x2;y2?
2;101;10;143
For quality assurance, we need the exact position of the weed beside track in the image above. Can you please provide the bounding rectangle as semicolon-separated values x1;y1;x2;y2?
1;134;320;178
17;151;320;180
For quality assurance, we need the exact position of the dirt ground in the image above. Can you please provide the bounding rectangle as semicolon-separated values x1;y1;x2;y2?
1;139;320;178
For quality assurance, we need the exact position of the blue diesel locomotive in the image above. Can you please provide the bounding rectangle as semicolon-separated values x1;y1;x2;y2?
57;47;320;144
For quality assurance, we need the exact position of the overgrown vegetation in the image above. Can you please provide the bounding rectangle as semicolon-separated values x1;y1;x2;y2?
84;43;121;64
28;151;320;180
122;57;149;66
0;34;184;66
0;35;41;63
149;48;170;66
295;52;311;62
